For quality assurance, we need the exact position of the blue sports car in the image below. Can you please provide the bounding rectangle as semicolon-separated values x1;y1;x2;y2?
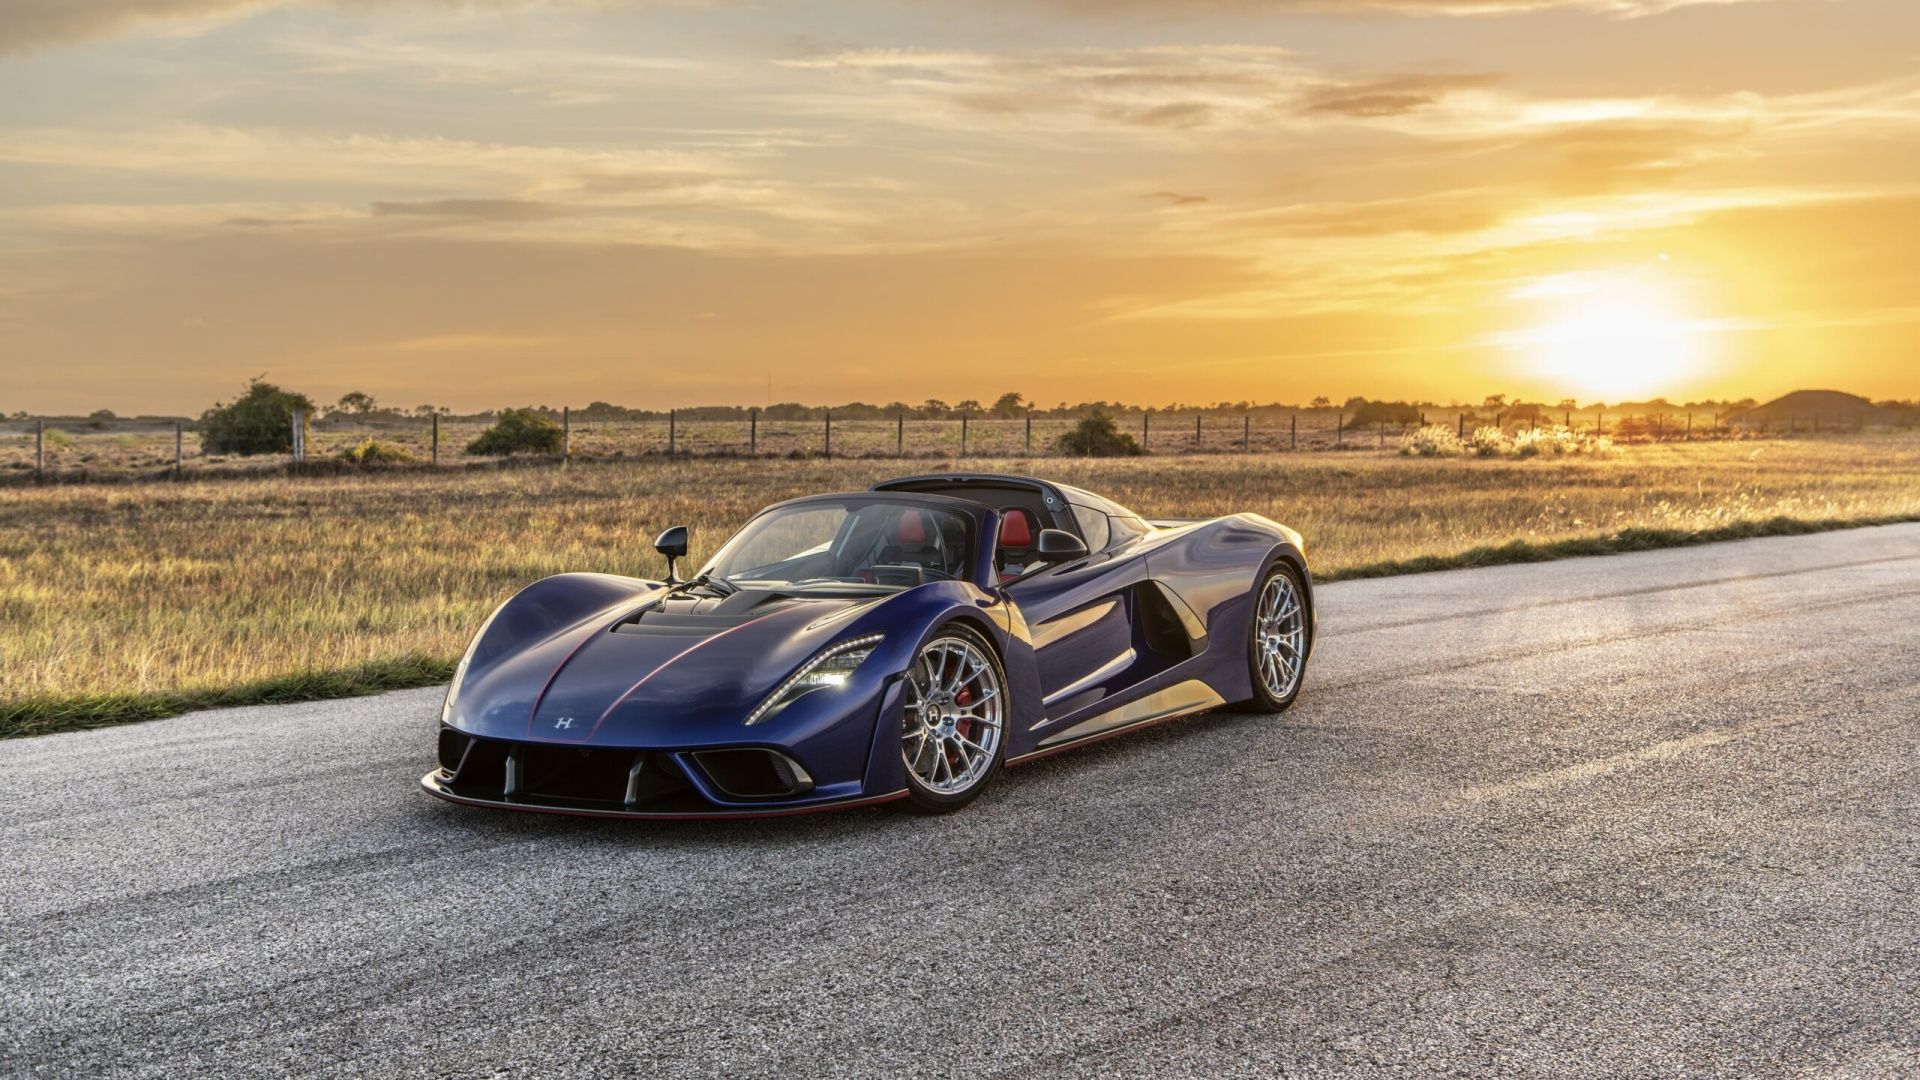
423;473;1313;817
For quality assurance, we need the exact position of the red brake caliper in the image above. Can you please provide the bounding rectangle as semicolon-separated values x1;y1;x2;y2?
953;686;973;752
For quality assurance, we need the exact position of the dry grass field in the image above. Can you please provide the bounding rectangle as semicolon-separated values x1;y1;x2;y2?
5;435;1918;733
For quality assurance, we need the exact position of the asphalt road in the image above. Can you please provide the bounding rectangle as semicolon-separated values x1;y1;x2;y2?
6;525;1919;1077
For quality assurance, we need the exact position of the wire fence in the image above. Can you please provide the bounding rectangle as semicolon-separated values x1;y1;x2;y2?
1;406;1908;483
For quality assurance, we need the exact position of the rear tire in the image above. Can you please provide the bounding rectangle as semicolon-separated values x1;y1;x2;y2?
1238;562;1310;713
898;623;1007;813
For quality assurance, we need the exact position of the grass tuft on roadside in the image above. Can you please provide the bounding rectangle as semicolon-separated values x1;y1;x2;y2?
1;655;455;738
1321;512;1920;581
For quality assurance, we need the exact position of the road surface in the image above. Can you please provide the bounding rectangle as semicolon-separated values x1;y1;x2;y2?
5;525;1919;1077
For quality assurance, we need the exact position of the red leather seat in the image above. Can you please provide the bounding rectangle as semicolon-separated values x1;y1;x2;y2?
996;507;1040;578
896;512;927;544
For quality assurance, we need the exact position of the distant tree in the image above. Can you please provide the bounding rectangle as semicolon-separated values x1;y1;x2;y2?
1482;393;1508;410
337;391;377;415
1342;396;1368;411
200;379;314;456
1055;408;1143;457
953;399;983;417
1309;396;1331;410
1344;400;1420;429
412;404;438;418
466;408;563;456
990;392;1026;418
921;399;950;418
90;408;117;420
1556;398;1578;412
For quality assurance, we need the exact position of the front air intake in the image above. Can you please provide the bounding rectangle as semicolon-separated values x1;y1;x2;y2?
691;749;815;800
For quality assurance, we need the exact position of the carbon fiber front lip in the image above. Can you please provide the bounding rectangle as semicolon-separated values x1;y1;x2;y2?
419;771;905;820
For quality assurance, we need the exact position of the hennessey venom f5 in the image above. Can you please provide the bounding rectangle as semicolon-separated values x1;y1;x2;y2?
423;473;1313;817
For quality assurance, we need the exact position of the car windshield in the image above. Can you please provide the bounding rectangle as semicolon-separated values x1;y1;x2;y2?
704;498;975;591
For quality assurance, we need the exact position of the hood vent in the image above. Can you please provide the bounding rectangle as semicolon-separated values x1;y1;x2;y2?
611;589;817;637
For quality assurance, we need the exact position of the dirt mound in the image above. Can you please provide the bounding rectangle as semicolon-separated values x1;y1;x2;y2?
1732;390;1894;426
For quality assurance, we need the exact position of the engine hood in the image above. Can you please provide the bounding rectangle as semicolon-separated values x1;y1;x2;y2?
451;586;890;746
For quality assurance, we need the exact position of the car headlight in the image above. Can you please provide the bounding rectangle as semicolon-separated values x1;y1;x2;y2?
442;601;507;726
744;634;884;726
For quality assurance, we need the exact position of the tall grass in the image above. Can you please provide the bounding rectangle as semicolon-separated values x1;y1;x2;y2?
4;436;1918;734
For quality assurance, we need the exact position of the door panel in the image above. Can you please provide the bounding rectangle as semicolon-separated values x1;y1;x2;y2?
1004;551;1148;718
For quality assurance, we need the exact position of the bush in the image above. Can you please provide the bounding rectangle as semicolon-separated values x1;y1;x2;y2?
1407;423;1615;460
466;408;563;456
200;380;314;456
337;438;417;466
1469;426;1509;457
1399;424;1463;457
1055;409;1142;457
42;428;74;449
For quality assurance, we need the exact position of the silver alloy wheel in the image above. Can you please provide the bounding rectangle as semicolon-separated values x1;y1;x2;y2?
1255;571;1307;700
901;636;1003;795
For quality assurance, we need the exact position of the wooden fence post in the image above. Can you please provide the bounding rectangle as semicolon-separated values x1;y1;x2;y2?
668;409;676;455
562;406;570;459
1025;412;1032;453
290;408;305;464
1289;413;1296;452
824;410;832;460
431;413;439;465
174;421;183;473
1194;414;1202;451
961;415;968;457
1143;412;1151;452
1336;413;1343;446
898;413;905;455
1457;413;1465;439
750;408;759;454
36;418;44;480
1243;413;1250;452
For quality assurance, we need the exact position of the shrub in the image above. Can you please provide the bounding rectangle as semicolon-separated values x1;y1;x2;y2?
42;428;74;449
200;380;315;456
1469;426;1510;457
1054;408;1143;457
1399;424;1463;457
337;438;417;466
466;408;563;456
1412;423;1615;460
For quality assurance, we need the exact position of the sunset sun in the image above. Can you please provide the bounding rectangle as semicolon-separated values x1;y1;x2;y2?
1501;269;1715;403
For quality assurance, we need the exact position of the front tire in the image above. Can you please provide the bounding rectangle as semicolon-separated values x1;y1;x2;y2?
1241;562;1310;712
899;624;1006;813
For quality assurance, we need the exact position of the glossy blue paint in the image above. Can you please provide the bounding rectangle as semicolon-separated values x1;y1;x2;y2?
424;476;1313;818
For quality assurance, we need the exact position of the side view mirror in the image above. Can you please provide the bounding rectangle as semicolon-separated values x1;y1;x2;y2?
1035;528;1089;563
654;525;689;583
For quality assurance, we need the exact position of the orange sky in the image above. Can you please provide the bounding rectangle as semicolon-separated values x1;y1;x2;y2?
1;0;1916;413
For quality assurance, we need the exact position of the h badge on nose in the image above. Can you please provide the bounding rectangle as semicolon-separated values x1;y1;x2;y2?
553;717;575;730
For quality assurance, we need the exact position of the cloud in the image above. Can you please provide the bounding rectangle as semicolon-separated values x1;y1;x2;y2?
1012;0;1761;16
0;0;270;54
1143;191;1210;207
1303;74;1500;118
0;0;1782;55
370;198;567;220
779;44;1311;135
